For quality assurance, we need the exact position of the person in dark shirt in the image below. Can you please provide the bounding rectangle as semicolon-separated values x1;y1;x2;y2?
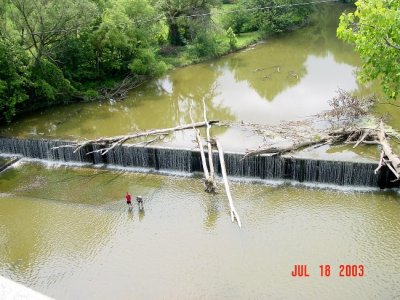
136;195;144;209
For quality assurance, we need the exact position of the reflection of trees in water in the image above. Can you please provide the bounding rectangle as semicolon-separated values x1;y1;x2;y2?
223;42;308;100
163;65;235;125
131;64;236;139
222;3;361;102
307;3;357;65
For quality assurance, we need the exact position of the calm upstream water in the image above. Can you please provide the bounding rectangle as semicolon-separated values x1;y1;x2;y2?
0;162;400;299
1;4;395;161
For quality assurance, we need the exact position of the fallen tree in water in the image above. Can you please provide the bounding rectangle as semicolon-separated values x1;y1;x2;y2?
189;100;241;227
216;139;242;228
189;101;216;193
53;120;219;155
203;98;217;193
98;75;147;102
243;126;382;158
375;120;400;180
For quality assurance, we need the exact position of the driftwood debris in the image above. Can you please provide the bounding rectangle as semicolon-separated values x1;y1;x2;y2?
98;75;146;102
243;127;380;158
375;120;400;179
243;139;327;158
215;139;242;228
53;120;218;155
317;89;373;125
241;126;344;158
241;118;400;181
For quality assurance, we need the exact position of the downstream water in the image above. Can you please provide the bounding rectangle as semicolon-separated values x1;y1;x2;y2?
1;4;395;161
0;162;400;299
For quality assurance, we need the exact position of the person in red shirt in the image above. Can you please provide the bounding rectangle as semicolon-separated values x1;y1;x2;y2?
125;192;132;209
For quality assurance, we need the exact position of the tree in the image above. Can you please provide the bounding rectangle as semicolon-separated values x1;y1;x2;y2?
221;5;257;34
8;0;98;65
226;27;237;49
92;0;166;76
337;0;400;99
159;0;221;46
0;38;30;123
229;0;314;36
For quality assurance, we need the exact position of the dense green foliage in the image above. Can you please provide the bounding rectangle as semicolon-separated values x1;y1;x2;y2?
221;0;314;35
0;0;317;123
337;0;400;99
0;39;30;123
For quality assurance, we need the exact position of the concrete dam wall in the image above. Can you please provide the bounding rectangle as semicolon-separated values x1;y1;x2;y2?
0;137;397;188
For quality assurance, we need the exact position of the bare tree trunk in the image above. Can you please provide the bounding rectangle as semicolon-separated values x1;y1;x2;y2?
243;139;327;159
215;139;242;228
189;104;210;181
189;102;216;192
202;98;217;192
52;120;219;155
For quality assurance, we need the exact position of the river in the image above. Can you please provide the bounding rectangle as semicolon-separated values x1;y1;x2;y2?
1;3;400;299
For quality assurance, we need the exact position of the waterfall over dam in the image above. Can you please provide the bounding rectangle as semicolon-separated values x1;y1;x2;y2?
0;137;397;189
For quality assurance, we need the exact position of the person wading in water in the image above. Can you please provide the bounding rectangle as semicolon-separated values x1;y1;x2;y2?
126;192;132;209
136;195;144;210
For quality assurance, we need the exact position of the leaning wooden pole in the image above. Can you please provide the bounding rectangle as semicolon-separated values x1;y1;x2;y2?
215;139;242;228
189;102;211;186
202;98;217;192
203;98;215;178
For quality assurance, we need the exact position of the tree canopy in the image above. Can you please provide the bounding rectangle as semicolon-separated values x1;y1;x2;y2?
337;0;400;99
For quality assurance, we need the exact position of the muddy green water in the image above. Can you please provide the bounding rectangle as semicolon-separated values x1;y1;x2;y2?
0;162;400;299
1;4;397;161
